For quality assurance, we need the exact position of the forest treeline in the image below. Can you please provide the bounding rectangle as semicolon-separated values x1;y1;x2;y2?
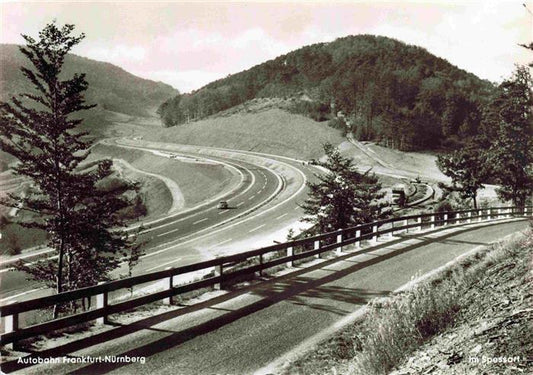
158;35;494;150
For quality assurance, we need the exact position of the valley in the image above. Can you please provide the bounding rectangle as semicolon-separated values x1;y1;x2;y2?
1;9;530;374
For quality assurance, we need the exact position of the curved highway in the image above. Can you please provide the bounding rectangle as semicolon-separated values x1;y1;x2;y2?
0;140;314;302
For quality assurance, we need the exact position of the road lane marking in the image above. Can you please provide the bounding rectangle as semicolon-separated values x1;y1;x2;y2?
157;227;180;237
276;213;288;220
218;210;230;215
193;218;208;225
145;257;182;272
248;195;256;200
249;224;266;233
237;202;244;207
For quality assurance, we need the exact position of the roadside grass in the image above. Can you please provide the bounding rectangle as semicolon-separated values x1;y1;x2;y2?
283;222;532;375
90;144;235;207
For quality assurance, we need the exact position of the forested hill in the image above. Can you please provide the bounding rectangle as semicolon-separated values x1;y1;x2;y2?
158;35;494;150
0;44;178;119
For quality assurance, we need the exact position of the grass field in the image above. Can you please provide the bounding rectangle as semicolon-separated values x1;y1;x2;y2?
89;144;235;208
145;108;346;160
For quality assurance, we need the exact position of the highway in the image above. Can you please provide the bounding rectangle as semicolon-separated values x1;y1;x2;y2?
7;219;528;375
0;140;314;302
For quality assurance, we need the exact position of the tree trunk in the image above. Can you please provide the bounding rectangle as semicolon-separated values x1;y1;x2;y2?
54;238;65;319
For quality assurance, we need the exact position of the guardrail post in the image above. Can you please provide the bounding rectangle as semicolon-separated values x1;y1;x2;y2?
372;225;378;243
355;230;361;248
286;246;293;267
443;214;448;226
467;211;472;223
498;208;502;219
214;263;223;290
314;240;320;259
336;232;343;254
164;267;174;305
507;207;511;218
487;209;491;220
417;217;422;231
478;210;482;222
430;215;435;230
96;282;109;325
2;301;19;350
404;219;408;233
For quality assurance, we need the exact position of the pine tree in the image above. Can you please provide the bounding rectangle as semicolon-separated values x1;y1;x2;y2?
436;142;487;209
0;22;141;317
301;143;389;234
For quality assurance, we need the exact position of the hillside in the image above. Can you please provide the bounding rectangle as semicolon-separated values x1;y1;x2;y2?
145;105;346;160
159;35;494;151
0;44;178;133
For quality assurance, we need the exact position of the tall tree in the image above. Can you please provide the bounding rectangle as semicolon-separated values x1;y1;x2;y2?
0;22;140;317
436;143;487;209
301;143;388;234
485;66;533;207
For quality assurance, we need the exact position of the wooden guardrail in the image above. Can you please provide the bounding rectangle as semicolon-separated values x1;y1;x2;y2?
1;205;531;347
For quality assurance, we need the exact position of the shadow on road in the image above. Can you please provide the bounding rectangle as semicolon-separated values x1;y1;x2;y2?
2;220;525;374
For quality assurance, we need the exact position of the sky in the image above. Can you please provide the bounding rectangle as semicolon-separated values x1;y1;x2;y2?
1;1;532;92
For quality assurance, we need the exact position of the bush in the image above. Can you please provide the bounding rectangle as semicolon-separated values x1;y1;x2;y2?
6;235;22;255
0;214;10;228
435;200;453;213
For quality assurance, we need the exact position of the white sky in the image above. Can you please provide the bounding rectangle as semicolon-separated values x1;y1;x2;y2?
1;1;532;92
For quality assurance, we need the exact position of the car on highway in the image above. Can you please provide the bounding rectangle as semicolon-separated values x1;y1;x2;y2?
217;201;229;209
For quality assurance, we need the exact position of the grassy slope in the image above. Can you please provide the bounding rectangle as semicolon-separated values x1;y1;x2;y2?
145;108;346;160
90;144;234;207
109;162;172;219
388;229;532;375
283;225;532;375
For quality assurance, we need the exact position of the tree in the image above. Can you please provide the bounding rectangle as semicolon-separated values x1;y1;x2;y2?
301;143;388;234
436;143;487;209
0;22;140;317
485;66;533;207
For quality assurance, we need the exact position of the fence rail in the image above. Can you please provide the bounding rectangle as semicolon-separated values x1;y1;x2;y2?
1;205;531;347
